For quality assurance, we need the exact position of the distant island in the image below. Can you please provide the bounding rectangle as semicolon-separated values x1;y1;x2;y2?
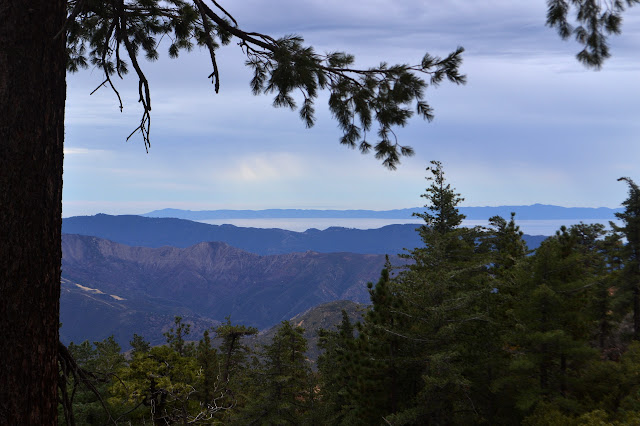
143;204;622;221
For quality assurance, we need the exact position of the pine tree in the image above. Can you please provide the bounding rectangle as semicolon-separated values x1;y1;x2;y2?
1;3;466;421
336;163;500;424
113;343;201;424
195;329;221;411
615;177;640;340
413;160;466;237
343;269;421;425
130;333;151;355
163;316;195;357
238;321;314;424
59;337;126;425
213;317;258;419
500;225;605;417
316;310;358;424
391;163;492;423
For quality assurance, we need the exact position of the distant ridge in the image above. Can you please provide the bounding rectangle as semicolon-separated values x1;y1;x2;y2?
60;234;387;344
143;204;622;221
62;214;548;255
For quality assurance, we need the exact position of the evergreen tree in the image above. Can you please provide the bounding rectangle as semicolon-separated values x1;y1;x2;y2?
213;317;258;419
500;225;606;418
487;213;528;270
130;333;151;355
413;160;466;236
390;163;492;424
614;177;640;340
1;3;466;421
336;162;502;424
345;269;422;425
59;337;126;425
163;316;195;357
195;329;221;411
238;321;314;424
316;310;358;424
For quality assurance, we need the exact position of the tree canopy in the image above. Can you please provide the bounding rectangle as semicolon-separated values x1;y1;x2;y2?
64;0;466;168
57;171;640;425
1;1;637;423
546;0;639;68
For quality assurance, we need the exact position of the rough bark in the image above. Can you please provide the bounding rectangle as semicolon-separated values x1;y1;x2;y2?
0;1;67;424
634;282;640;341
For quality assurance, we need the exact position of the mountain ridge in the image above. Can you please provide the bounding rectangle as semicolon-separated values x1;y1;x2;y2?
60;234;389;346
142;204;622;220
62;214;548;255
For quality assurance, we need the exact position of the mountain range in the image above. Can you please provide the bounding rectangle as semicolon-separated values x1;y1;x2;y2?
60;212;556;347
60;234;388;346
143;204;622;220
62;214;547;255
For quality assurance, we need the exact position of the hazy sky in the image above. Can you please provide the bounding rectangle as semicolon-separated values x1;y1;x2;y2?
62;1;640;217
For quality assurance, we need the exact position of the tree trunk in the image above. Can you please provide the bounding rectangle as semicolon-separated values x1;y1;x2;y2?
634;282;640;341
0;1;67;424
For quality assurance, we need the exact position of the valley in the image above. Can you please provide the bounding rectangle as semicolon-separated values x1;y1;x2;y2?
60;233;388;346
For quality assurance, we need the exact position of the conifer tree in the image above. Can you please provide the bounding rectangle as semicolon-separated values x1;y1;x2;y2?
355;163;497;424
403;164;492;423
597;230;626;354
413;160;466;237
316;310;358;424
212;317;258;420
614;177;640;340
195;329;221;411
163;316;195;357
345;269;421;425
60;337;126;425
501;225;604;417
130;333;151;355
238;321;314;424
115;341;201;423
1;3;466;421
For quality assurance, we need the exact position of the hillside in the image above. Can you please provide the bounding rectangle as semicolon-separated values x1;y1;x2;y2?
252;300;366;364
60;276;221;346
60;234;389;345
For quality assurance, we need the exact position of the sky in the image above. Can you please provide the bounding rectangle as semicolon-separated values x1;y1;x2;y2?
62;1;640;217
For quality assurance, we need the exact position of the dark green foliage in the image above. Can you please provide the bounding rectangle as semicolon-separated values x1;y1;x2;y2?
308;166;640;424
316;310;358;424
546;0;639;68
62;1;464;167
195;329;219;409
614;177;640;340
130;333;150;355
413;160;466;236
106;318;258;424
487;213;528;270
238;321;315;424
58;337;126;425
58;168;640;425
163;315;194;356
499;228;601;416
214;317;258;385
354;269;423;425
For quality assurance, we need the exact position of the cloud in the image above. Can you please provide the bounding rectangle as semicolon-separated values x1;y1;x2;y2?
60;1;640;214
219;153;306;182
